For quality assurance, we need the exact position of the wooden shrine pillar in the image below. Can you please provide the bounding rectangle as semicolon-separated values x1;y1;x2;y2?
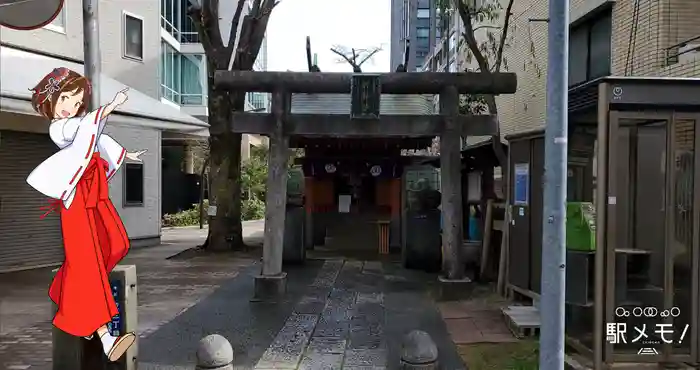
439;86;465;281
254;90;289;301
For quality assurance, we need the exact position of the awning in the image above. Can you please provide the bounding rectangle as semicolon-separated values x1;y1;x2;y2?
0;46;208;132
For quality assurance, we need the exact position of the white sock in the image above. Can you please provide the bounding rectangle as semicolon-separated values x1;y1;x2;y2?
99;332;118;355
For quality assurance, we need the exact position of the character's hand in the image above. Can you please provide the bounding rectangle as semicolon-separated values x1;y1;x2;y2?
126;149;147;162
112;88;129;106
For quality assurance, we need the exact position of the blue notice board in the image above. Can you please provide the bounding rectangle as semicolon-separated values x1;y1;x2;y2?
514;163;529;205
108;280;122;337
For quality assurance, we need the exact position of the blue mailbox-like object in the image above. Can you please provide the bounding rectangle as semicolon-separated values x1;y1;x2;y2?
108;280;123;337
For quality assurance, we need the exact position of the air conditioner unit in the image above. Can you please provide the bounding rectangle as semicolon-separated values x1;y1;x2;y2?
678;44;700;64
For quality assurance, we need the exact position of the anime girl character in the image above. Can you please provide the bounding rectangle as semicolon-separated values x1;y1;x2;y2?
25;67;145;362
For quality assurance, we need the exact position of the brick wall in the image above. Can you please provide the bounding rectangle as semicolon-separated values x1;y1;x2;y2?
492;0;700;138
612;0;700;77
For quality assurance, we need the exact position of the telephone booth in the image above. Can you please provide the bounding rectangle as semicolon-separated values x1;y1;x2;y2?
593;77;700;367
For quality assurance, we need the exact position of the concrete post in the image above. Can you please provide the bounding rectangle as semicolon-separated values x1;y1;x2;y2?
82;0;100;110
195;334;233;370
183;143;196;174
254;90;289;301
539;0;570;368
52;265;138;370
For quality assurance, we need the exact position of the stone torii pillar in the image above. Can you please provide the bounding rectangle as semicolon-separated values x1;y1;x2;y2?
439;86;466;282
254;90;290;301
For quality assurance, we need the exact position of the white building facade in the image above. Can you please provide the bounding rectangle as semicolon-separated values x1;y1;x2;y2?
0;0;207;272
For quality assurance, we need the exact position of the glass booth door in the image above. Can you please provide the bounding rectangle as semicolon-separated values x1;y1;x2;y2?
603;112;700;364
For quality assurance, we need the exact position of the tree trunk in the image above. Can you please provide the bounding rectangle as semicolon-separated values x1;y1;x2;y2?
484;95;508;168
205;89;245;251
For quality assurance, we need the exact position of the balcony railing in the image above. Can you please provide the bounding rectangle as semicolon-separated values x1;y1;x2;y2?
160;16;201;44
161;84;207;106
181;93;207;106
665;35;700;66
181;32;200;44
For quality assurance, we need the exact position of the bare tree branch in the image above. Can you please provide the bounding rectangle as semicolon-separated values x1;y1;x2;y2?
494;0;515;72
330;47;357;67
331;45;382;72
455;0;490;73
204;0;224;49
187;3;216;56
225;0;248;56
472;25;501;32
357;47;382;66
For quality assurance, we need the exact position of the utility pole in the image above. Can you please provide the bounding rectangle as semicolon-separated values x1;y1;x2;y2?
539;0;569;368
83;0;101;109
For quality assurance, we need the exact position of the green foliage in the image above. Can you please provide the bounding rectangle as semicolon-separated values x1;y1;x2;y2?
436;0;532;115
242;145;269;202
242;197;266;221
162;200;209;227
241;144;269;220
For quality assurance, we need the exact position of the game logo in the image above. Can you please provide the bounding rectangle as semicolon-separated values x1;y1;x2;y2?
608;305;690;355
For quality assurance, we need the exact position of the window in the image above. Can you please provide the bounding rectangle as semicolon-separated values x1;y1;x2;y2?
161;0;198;42
180;54;206;105
568;11;611;86
568;27;589;85
123;13;144;61
417;8;430;18
589;13;612;79
124;163;144;206
161;42;207;105
416;28;430;38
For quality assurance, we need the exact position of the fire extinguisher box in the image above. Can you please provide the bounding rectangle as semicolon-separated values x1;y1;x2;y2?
52;264;138;370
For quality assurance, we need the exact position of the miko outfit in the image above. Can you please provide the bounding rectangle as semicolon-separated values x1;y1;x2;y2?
26;106;130;337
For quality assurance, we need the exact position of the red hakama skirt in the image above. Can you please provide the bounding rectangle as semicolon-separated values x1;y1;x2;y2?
48;152;130;337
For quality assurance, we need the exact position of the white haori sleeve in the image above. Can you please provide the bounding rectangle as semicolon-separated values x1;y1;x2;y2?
97;134;127;181
26;106;108;209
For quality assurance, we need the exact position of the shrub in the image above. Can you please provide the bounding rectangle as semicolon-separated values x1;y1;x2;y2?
162;200;209;227
242;197;265;221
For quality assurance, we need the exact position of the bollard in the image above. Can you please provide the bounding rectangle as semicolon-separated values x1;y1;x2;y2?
196;334;234;370
52;265;138;370
400;330;439;370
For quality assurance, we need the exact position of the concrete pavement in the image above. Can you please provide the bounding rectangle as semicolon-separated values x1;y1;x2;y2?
0;221;262;370
0;221;466;369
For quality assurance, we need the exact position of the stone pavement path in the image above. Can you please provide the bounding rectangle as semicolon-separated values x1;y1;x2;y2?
135;256;465;370
438;300;517;345
252;258;466;370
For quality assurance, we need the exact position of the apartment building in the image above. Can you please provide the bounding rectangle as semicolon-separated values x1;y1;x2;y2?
390;0;443;71
0;0;209;271
495;0;700;137
159;0;269;167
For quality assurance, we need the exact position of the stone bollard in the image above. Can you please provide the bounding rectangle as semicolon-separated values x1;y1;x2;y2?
196;334;234;370
52;264;138;370
400;330;439;370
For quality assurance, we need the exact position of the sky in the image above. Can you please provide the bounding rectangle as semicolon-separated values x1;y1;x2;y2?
265;0;391;72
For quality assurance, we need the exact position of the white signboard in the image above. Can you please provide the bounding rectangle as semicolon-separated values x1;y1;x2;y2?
207;205;217;216
338;195;351;213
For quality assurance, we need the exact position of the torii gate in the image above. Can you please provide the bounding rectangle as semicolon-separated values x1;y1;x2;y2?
213;71;517;299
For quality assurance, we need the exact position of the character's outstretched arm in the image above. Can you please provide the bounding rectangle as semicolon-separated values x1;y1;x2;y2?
101;88;129;119
98;135;147;181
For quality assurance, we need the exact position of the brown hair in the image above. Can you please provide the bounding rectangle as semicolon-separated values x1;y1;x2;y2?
30;68;91;119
